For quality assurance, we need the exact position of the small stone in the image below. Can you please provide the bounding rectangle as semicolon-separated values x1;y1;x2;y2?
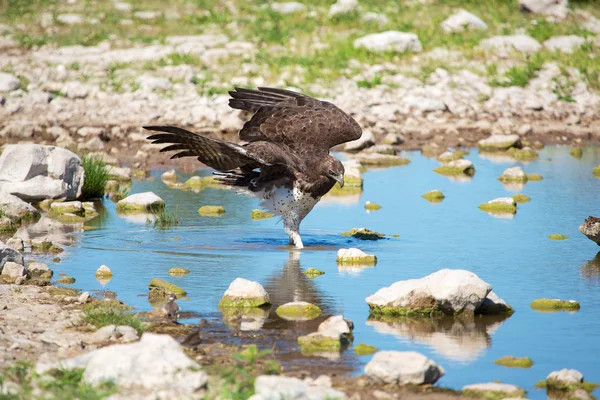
341;228;384;240
6;237;24;251
478;197;517;214
512;194;531;203
337;248;377;265
252;376;346;400
519;0;568;19
271;2;306;14
78;292;90;303
354;31;423;53
198;205;225;216
304;268;325;277
499;166;528;183
329;0;358;17
548;234;568;240
148;278;187;296
116;192;164;213
218;278;270;308
422;190;445;202
298;315;354;353
364;201;381;211
530;298;580;311
354;343;378;356
161;169;178;182
365;351;445;385
0;72;20;92
56;276;76;284
547;369;584;385
95;265;113;277
168;267;190;276
463;383;525;398
276;301;322;321
544;35;586;53
479;35;542;54
478;134;522;151
441;9;488;33
56;13;85;24
382;133;405;145
434;159;475;176
495;356;534;368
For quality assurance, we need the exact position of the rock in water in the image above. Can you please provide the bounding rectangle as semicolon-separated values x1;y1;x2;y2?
218;278;270;308
116;192;165;213
0;144;85;201
0;192;40;222
365;351;445;385
463;383;526;398
297;315;354;353
580;216;600;246
547;369;584;385
0;242;24;269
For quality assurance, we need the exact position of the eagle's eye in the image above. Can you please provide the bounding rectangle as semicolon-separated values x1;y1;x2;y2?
328;169;334;175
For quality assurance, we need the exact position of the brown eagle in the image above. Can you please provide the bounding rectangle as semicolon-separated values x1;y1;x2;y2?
144;87;362;248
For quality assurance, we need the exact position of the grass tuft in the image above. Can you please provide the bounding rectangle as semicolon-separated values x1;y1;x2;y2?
81;155;110;200
146;205;179;229
82;301;145;335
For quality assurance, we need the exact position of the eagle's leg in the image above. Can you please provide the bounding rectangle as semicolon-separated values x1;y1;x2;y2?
287;231;304;249
283;217;304;249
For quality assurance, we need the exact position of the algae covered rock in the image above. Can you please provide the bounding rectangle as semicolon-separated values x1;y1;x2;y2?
161;169;178;182
116;192;164;213
579;216;600;246
570;147;583;159
304;268;324;278
478;134;521;151
198;205;225;216
27;262;53;280
477;291;514;315
56;276;76;285
547;369;584;386
337;248;377;265
498;166;527;183
297;315;354;354
354;343;378;356
276;301;322;321
364;201;381;211
506;146;538;161
365;351;444;385
149;278;187;297
50;201;85;216
462;382;525;398
218;277;270;308
527;173;543;181
478;197;517;214
512;193;531;203
31;238;63;253
168;267;190;276
548;234;568;240
251;209;274;220
422;190;445;202
437;150;464;163
366;269;497;317
95;265;113;277
494;356;534;368
341;227;384;240
434;159;475;176
530;298;580;312
354;153;411;167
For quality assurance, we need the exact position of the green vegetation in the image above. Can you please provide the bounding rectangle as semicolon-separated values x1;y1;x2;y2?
81;155;110;200
0;361;117;400
146;205;179;229
218;295;270;309
527;173;544;181
276;302;322;320
530;298;580;312
494;356;534;368
479;201;517;214
434;164;475;177
462;386;526;400
570;147;583;159
354;343;378;356
548;234;568;240
536;379;600;392
82;301;145;335
304;267;325;278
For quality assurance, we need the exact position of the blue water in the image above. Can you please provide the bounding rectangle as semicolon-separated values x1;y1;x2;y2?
30;146;600;397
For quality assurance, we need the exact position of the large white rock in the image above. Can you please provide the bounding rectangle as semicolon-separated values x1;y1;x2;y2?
0;144;84;201
0;72;20;92
0;192;39;221
329;0;358;17
116;192;164;213
519;0;569;19
219;277;271;307
366;269;492;315
317;315;353;338
478;134;521;151
354;31;423;53
499;166;527;182
271;2;306;14
441;10;488;33
37;333;207;394
365;351;444;385
543;35;585;53
547;369;584;384
250;375;347;400
480;35;541;55
0;261;26;278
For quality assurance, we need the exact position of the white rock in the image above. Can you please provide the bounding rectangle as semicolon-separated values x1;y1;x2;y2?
543;35;585;53
78;292;90;303
161;169;178;181
441;10;488;33
117;325;139;342
463;383;524;396
0;261;26;278
62;81;89;99
6;237;24;252
519;0;569;19
50;201;83;214
499;166;527;181
402;95;446;112
483;197;516;207
221;278;270;304
0;72;20;92
337;248;376;263
114;1;132;11
137;75;172;91
317;315;353;338
107;166;132;181
39;333;207;394
365;351;444;385
382;133;405;145
134;11;161;20
480;35;541;54
0;191;39;221
547;368;584;384
90;325;139;343
79;137;105;152
366;269;492;315
446;159;474;173
116;192;164;213
478;134;521;150
77;126;104;137
271;2;306;14
362;12;389;25
344;129;374;152
0;144;85;201
329;0;358;17
478;291;513;314
95;265;113;276
27;262;52;279
250;375;347;400
56;14;85;25
354;31;423;53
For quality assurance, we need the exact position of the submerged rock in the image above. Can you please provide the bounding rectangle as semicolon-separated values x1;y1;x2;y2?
148;278;187;297
478;134;522;151
95;265;113;277
251;209;274;220
579;216;600;246
530;298;580;312
31;238;62;253
498;166;528;183
365;351;444;385
354;153;411;167
0;192;40;223
304;267;325;277
276;301;322;321
366;269;508;317
161;169;178;182
218;278;270;308
50;201;85;216
422;190;445;202
494;356;534;368
251;375;347;400
434;159;475;176
354;343;378;356
570;147;584;159
56;276;76;284
478;197;517;214
168;267;190;276
341;228;384;240
297;315;354;354
337;248;377;265
547;369;584;385
548;234;568;240
198;205;225;216
116;192;164;213
463;383;525;398
364;201;381;211
512;193;531;203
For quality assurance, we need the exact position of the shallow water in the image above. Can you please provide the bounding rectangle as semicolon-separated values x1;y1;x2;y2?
28;146;600;398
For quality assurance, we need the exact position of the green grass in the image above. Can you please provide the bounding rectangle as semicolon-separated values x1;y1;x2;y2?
81;155;110;200
146;205;179;229
81;301;145;335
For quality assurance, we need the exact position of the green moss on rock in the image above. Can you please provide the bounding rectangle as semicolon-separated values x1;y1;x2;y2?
536;380;600;392
462;388;526;400
148;278;187;296
354;343;378;356
218;296;270;308
251;209;275;220
507;147;539;161
368;304;443;318
116;202;164;214
341;228;384;240
198;205;225;216
570;148;583;159
168;267;190;276
276;302;322;320
434;165;475;177
364;201;381;210
527;173;544;181
548;234;568;240
356;155;410;167
298;334;349;353
56;276;76;285
512;194;531;203
478;202;517;214
494;356;534;368
530;298;580;312
422;190;445;202
304;268;325;278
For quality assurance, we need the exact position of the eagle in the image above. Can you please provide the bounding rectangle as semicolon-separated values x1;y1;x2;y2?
144;87;362;249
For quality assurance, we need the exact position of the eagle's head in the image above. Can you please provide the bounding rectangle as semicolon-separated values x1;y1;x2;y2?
322;157;345;188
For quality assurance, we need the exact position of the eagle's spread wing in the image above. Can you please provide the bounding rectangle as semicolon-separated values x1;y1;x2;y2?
229;87;362;152
144;125;297;172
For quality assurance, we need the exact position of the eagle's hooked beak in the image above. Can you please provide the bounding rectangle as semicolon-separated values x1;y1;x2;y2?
336;174;344;188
